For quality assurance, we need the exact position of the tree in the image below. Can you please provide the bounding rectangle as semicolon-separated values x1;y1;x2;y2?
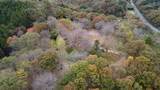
60;55;113;89
0;56;16;69
37;49;58;70
89;40;104;57
32;22;49;33
105;0;127;17
145;36;154;46
71;61;88;78
103;15;117;22
154;77;160;90
59;18;73;30
32;72;56;90
0;0;34;27
147;9;160;27
125;40;148;57
126;56;158;78
0;48;4;59
133;82;143;90
66;29;93;51
115;76;134;90
63;81;76;90
136;71;157;89
9;32;40;51
73;78;87;90
0;72;27;90
51;36;67;60
51;29;58;39
0;24;13;58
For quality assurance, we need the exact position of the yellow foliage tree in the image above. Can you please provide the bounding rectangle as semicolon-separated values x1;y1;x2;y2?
59;18;73;30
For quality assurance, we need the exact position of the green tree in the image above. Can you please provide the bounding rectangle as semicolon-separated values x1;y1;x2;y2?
133;82;143;90
105;0;127;17
147;9;160;27
71;61;88;78
154;77;160;90
125;40;148;57
0;24;13;57
136;71;157;89
37;49;58;70
89;40;104;57
9;32;40;51
0;72;27;90
115;76;134;90
0;48;4;59
0;0;34;27
145;36;154;46
127;56;158;77
60;55;114;89
51;29;58;39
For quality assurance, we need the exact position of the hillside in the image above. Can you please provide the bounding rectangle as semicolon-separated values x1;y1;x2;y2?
0;0;160;90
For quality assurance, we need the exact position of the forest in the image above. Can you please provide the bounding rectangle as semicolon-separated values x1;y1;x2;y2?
136;0;160;29
0;0;160;90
